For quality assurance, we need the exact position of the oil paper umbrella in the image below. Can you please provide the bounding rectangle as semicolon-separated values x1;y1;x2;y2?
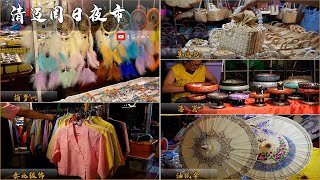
245;116;312;179
179;115;259;179
288;148;320;180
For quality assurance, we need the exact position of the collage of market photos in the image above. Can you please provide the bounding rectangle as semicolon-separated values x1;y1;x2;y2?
0;0;319;179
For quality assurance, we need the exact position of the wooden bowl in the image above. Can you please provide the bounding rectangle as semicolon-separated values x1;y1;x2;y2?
229;93;249;100
220;79;246;86
298;83;319;90
255;74;280;82
284;79;311;89
267;88;295;95
249;92;270;99
186;94;207;101
207;92;228;100
184;82;218;93
298;88;320;95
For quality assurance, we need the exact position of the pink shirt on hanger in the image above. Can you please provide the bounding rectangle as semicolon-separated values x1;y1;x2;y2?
51;124;108;179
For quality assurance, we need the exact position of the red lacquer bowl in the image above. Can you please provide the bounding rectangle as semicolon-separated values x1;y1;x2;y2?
298;88;320;95
267;88;295;95
186;94;207;101
184;82;218;93
249;92;270;99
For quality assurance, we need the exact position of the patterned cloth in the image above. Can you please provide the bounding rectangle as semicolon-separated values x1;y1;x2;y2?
300;7;319;32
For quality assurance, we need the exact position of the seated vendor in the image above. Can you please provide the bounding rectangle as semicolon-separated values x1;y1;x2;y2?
162;60;218;103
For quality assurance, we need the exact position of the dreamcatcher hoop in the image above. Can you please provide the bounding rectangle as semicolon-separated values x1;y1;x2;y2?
78;13;91;36
146;0;159;28
100;0;119;35
119;0;132;30
36;15;55;39
56;14;75;39
131;0;147;30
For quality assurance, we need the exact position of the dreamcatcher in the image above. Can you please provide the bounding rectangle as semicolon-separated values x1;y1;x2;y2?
146;0;159;28
76;10;99;86
131;0;147;30
245;116;312;179
119;0;132;31
179;115;259;179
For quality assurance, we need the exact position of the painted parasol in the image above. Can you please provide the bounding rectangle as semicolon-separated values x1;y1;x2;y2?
179;116;259;179
288;148;320;180
245;116;312;179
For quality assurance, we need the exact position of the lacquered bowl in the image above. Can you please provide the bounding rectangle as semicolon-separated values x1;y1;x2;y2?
298;88;320;95
184;82;218;93
229;93;249;100
207;92;228;100
253;81;278;89
249;92;270;99
186;94;207;101
219;84;250;91
284;79;311;89
220;79;246;86
267;88;295;95
298;83;319;90
255;74;280;82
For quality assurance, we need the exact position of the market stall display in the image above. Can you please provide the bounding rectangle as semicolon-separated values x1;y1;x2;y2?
249;91;270;107
298;83;320;106
59;77;160;102
246;116;312;179
179;115;259;179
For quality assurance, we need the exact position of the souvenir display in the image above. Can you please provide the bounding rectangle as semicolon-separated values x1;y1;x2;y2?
207;92;228;109
284;78;311;100
267;82;295;106
298;83;320;106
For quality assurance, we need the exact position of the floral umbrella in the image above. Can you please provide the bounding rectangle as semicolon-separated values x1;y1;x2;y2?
245;116;312;179
288;148;320;180
179;115;259;179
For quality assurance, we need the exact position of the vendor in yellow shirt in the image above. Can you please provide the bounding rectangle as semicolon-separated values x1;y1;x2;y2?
162;60;218;103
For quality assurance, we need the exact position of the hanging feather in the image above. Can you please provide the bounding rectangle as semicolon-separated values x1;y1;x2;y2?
127;61;138;78
58;52;68;65
87;50;99;69
118;43;128;59
59;69;78;88
30;71;47;91
135;46;147;75
37;53;58;72
89;30;94;51
21;26;34;49
154;40;159;55
25;52;35;64
78;68;97;85
96;63;108;82
48;32;62;58
47;71;60;90
113;49;123;64
107;64;122;82
127;41;138;59
69;53;85;71
110;34;119;50
100;44;113;67
148;56;159;72
145;38;154;55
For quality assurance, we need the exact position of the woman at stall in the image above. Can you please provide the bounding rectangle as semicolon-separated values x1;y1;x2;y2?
162;60;218;103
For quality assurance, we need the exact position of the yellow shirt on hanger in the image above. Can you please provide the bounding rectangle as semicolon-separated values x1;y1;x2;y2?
87;116;125;172
171;63;206;102
85;122;114;173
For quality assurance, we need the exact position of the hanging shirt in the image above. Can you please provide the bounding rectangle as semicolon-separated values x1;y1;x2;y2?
170;63;206;102
88;116;125;172
51;124;108;179
85;122;114;172
47;114;73;159
1;103;20;120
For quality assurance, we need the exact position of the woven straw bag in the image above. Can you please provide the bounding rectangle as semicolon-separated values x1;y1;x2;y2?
281;3;297;23
219;13;266;56
194;1;208;23
206;0;225;21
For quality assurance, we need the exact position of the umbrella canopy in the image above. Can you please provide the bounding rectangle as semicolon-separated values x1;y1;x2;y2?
179;115;259;179
245;116;312;179
288;148;320;180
